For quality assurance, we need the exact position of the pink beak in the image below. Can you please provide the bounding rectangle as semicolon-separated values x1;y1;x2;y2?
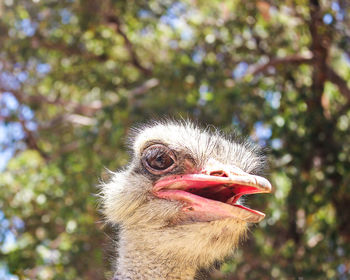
153;159;272;223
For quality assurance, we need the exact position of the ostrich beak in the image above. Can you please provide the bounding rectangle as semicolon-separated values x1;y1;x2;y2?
153;160;272;223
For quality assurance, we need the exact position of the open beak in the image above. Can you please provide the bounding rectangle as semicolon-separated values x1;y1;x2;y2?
153;160;272;223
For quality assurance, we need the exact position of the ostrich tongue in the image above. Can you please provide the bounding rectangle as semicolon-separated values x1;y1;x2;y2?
153;173;272;223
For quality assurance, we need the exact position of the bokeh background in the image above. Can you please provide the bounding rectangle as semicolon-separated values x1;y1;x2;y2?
0;0;350;279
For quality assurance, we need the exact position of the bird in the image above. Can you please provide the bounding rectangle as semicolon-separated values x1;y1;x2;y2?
101;120;272;280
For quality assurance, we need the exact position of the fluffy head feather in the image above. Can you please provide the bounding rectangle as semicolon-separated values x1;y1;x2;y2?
101;120;268;279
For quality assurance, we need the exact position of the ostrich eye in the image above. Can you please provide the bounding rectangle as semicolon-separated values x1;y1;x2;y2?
142;144;176;174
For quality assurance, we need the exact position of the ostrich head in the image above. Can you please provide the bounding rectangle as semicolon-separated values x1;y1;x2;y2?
101;121;271;279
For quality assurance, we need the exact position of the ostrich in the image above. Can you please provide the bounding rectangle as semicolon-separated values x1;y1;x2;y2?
101;121;272;280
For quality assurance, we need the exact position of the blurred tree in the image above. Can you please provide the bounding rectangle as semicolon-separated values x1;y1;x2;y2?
0;0;350;279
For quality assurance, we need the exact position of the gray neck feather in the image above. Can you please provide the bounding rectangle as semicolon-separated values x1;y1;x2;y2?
113;219;246;280
114;229;196;280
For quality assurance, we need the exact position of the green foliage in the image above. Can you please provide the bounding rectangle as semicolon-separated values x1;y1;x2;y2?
1;0;350;279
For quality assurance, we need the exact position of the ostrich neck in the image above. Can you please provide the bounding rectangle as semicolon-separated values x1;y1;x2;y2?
114;228;196;280
113;219;246;280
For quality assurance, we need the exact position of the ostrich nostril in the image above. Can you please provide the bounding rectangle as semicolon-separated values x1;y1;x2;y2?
209;170;229;177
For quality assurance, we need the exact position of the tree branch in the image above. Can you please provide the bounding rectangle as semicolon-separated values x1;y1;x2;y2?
246;54;313;76
106;15;152;76
326;66;350;102
128;78;159;97
31;34;107;61
0;87;103;116
18;118;49;159
308;0;330;100
1;77;159;121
